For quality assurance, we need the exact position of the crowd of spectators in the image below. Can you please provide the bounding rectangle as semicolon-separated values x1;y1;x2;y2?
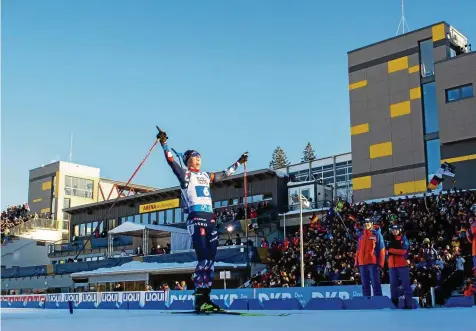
214;201;272;224
1;203;31;244
249;189;475;305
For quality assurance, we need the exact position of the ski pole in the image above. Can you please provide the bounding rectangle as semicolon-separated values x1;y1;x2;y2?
74;134;160;259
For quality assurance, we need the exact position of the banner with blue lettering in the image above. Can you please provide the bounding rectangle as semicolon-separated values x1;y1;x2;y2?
3;285;391;310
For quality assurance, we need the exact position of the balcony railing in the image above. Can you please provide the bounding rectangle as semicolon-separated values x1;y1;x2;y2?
8;217;59;236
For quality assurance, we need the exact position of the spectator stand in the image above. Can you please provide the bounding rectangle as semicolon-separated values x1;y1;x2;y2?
251;189;475;307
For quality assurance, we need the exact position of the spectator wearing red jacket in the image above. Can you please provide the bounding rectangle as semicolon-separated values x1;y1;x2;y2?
355;218;385;297
466;217;476;276
387;225;412;309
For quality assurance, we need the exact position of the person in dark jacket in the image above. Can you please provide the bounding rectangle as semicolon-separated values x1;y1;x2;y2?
387;224;412;309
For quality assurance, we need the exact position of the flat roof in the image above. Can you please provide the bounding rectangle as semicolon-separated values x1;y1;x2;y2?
435;50;476;65
64;168;285;214
348;21;448;54
100;178;158;191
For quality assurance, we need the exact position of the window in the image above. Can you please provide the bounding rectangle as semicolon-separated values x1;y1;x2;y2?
335;168;346;176
419;39;435;77
74;225;79;237
80;224;85;236
99;221;104;233
323;171;334;178
166;209;173;224
422;82;439;134
446;84;474;102
134;215;141;223
63;198;71;221
150;212;157;224
426;139;441;183
127;216;133;223
92;221;98;232
85;223;91;235
232;198;239;206
158;211;165;224
64;176;94;198
221;200;228;207
174;208;182;223
252;194;263;202
143;213;149;224
213;201;221;208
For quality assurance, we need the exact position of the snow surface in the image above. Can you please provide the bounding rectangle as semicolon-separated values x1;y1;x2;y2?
2;307;474;331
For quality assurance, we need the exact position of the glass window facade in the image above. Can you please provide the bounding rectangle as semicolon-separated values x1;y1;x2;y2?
64;176;94;198
158;211;165;224
422;82;439;134
419;39;435;77
426;139;441;181
150;212;157;224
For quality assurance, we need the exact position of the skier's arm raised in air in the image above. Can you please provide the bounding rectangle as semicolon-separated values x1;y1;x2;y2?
157;130;186;185
209;153;248;183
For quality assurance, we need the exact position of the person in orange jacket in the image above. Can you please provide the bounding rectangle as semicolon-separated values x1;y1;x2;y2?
355;218;385;296
466;217;476;276
387;224;412;309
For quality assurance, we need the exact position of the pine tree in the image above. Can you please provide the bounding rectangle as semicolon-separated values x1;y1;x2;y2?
269;146;290;170
301;142;316;162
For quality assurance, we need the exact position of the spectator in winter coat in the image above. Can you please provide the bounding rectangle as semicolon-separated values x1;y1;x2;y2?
466;217;476;276
386;224;412;309
355;218;385;296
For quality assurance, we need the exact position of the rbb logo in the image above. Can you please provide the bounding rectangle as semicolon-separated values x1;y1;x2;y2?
169;294;194;304
47;294;64;302
145;292;166;302
312;291;350;300
81;293;97;302
122;292;140;302
258;292;292;301
101;293;119;302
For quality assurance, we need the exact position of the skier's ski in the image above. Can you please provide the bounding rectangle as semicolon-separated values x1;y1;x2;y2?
168;310;290;317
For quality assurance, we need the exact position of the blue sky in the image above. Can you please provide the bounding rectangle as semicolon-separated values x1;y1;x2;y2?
2;0;475;208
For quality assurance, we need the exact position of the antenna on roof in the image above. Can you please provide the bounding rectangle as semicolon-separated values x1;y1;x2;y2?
396;0;410;35
68;132;73;163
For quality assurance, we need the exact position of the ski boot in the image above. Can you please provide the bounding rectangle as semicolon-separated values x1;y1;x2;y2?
199;288;223;313
193;288;206;313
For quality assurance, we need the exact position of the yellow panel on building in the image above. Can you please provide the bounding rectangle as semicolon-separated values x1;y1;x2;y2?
442;154;476;164
410;87;421;100
42;181;52;191
352;176;372;190
370;142;393;159
390;101;411;118
394;180;427;195
432;23;446;42
349;80;368;90
388;56;408;73
33;198;42;203
40;207;51;214
139;199;180;214
350;123;369;136
408;65;420;74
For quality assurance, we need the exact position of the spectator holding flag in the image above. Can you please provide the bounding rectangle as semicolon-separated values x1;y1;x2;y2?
387;224;413;309
355;218;385;296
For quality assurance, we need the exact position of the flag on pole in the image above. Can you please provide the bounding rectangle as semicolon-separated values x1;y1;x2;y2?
291;193;310;208
428;162;455;190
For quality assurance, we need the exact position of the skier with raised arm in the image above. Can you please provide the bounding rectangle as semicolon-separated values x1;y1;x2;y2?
156;128;248;313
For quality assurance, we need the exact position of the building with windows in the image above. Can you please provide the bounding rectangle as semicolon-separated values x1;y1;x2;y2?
28;161;156;237
277;152;352;201
348;21;475;201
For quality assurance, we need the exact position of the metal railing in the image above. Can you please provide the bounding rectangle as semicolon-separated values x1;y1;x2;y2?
8;218;59;236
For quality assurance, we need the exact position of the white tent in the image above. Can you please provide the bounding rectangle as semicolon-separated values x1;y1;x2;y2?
108;222;191;256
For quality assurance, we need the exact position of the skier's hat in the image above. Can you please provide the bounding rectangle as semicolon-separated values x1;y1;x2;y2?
183;150;200;165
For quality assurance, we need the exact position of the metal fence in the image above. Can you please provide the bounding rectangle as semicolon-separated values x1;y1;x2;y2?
9;218;59;236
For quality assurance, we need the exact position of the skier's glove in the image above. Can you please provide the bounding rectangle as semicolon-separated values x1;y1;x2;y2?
156;130;168;144
238;152;248;164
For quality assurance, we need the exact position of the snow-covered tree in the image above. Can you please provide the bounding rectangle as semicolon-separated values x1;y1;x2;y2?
269;146;290;169
301;142;316;162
